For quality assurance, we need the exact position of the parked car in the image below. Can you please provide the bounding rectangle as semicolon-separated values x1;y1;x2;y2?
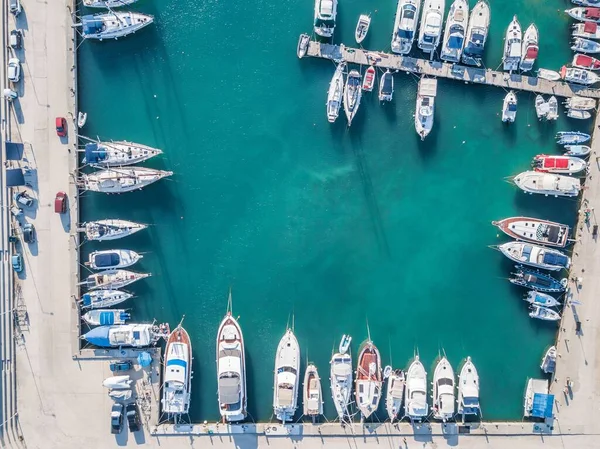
110;403;124;434
13;191;33;208
109;360;132;372
9;0;21;15
11;253;23;273
54;191;67;213
125;403;141;433
7;58;21;83
10;30;22;49
55;117;67;137
22;223;35;244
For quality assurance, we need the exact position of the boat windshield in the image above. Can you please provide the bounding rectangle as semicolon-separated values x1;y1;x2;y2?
397;29;413;40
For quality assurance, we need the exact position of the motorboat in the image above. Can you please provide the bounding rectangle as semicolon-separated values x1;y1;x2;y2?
303;364;323;419
273;328;300;422
80;290;133;309
383;365;392;379
566;7;600;22
556;131;591;144
339;334;352;354
537;68;561;81
82;141;163;167
362;66;376;91
79;219;148;241
86;249;142;270
418;0;446;55
441;0;469;63
456;357;480;419
83;269;151;290
404;356;428;421
462;0;490;66
330;342;353;419
297;34;310;59
502;91;517;123
523;291;561;308
77;112;87;128
385;369;405;422
109;389;132;400
355;14;371;44
573;53;600;69
216;293;247;422
432;357;455;422
78;12;153;40
83;0;137;7
492;216;570;248
535;95;548;120
565;96;597;110
344;69;362;126
314;0;338;38
391;0;422;55
547;96;559;120
496;241;571;271
162;323;193;417
567;109;593;119
82;309;131;326
540;346;557;374
561;65;600;84
78;167;173;194
532;154;588;174
520;24;538;72
512;171;581;197
509;265;568;293
573;21;600;39
564;144;592;156
327;62;346;123
529;305;561;321
83;323;169;348
572;37;600;53
354;339;382;419
415;77;437;140
572;0;600;6
503;16;522;72
378;70;394;102
103;375;132;389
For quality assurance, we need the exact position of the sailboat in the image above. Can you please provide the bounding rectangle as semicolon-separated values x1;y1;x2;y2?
216;291;246;422
79;219;147;241
391;0;422;54
418;0;446;56
303;364;323;420
519;24;538;72
404;356;428;421
432;357;455;422
80;290;133;309
78;12;154;40
83;269;150;290
78;167;173;194
273;328;300;422
385;369;405;422
83;0;138;7
440;0;469;63
503;16;522;72
502;91;517;123
343;69;362;126
86;249;142;270
354;336;382;419
330;335;353;420
162;320;193;418
81;141;163;167
415;77;437;139
456;357;480;420
327;62;346;123
462;0;490;66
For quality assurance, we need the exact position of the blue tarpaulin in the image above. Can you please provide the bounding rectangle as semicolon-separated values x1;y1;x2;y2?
531;393;554;418
138;352;152;367
5;142;24;160
6;168;25;187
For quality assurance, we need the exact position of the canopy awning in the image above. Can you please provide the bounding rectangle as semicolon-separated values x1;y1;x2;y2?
531;393;554;418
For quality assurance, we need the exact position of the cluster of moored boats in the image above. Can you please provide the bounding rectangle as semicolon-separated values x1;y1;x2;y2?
76;0;154;41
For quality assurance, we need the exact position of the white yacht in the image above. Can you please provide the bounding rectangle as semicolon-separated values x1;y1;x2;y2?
462;0;490;66
385;369;405;422
79;167;173;194
432;357;455;422
547;96;559;120
497;241;571;271
83;269;150;290
80;290;133;309
440;0;469;63
82;322;168;348
540;346;557;374
303;364;323;419
273;328;300;422
86;249;142;270
502;91;517;123
344;69;362;126
418;0;446;55
83;0;137;7
561;66;600;85
503;16;522;72
535;95;548;120
457;357;480;419
79;12;153;40
327;62;346;123
80;219;147;241
415;77;437;140
82;141;163;167
520;24;539;72
513;170;581;198
391;0;422;54
314;0;338;38
330;337;353;420
216;292;247;422
404;356;428;421
82;309;130;326
378;70;394;102
354;339;382;419
162;323;193;418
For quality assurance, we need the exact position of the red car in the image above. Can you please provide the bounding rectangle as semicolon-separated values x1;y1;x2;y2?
55;117;67;137
54;191;67;214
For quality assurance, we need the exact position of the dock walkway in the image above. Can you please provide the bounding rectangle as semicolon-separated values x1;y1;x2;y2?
306;41;600;99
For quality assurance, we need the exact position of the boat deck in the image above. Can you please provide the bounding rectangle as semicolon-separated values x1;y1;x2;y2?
304;40;600;99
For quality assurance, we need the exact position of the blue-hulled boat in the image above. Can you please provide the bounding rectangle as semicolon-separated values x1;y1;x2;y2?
556;131;591;145
509;265;568;293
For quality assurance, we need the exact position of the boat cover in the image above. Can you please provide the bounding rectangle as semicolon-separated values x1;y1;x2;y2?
575;54;600;68
531;393;554;418
93;252;121;268
83;325;111;347
81;293;94;307
542;252;568;267
98;311;129;325
85;143;107;163
82;16;105;35
585;8;600;19
539;224;562;244
525;46;538;59
543;158;569;169
584;21;597;33
219;375;241;405
447;34;464;49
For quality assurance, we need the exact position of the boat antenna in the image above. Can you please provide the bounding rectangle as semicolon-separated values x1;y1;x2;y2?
366;318;371;343
227;287;233;315
177;315;185;329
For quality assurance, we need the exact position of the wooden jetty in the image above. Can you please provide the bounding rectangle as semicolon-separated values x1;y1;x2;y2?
305;41;600;99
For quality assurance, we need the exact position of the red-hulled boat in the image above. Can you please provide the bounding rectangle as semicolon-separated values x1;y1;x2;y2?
362;66;375;92
492;216;570;248
573;53;600;70
532;154;588;174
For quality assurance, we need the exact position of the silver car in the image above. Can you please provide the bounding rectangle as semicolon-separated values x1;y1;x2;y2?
8;58;21;83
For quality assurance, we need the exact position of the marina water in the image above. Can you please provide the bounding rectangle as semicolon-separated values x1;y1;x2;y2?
78;0;584;422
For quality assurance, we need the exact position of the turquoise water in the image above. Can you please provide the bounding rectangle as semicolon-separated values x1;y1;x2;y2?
78;0;587;422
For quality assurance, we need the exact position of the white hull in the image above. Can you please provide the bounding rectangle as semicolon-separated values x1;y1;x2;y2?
567;109;593;119
103;375;132;389
327;63;346;123
537;69;561;81
566;7;600;23
79;167;173;193
418;0;446;54
432;357;455;421
82;219;147;241
513;170;581;198
556;131;591;144
355;15;371;44
565;96;597;110
344;70;362;126
314;0;338;37
532;155;588;174
162;325;193;416
83;323;165;348
497;241;571;271
540;346;557;374
404;357;428;421
492;216;570;248
85;269;150;290
303;364;323;417
391;0;422;54
83;141;163;167
385;370;405;421
572;37;600;53
378;70;394;102
562;66;600;84
457;357;480;417
529;305;561;321
440;0;469;63
81;12;153;40
415;77;437;139
83;0;137;8
354;341;382;419
564;144;592;156
273;329;300;422
80;290;132;309
520;24;538;72
82;309;130;326
573;22;600;39
524;291;561;308
503;16;522;72
87;249;142;270
502;91;517;122
547;96;559;120
461;0;490;66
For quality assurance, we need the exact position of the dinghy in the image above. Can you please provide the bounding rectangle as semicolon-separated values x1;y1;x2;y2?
326;62;346;123
77;112;87;128
509;265;568;293
564;144;592;156
532;154;588;174
561;65;600;84
556;131;591;144
404;356;428;421
103;375;132;389
78;12;153;40
457;357;481;419
378;70;394;102
79;167;173;194
520;24;539;72
339;334;352;354
540;346;557;374
362;66;376;91
391;0;422;55
82;309;131;326
82;141;163;167
80;219;148;241
513;171;582;198
496;241;571;271
503;16;522;72
385;369;405;422
83;0;138;8
330;337;353;420
297;34;310;58
273;328;300;422
565;96;597;110
83;270;151;290
461;0;490;66
440;0;469;63
535;95;548;120
523;291;561;308
537;68;561;81
529;305;561;321
492;216;570;248
573;21;600;39
547;96;559;120
432;357;455;422
502;91;517;123
566;7;600;23
573;53;600;69
567;109;593;119
355;14;371;44
343;69;362;126
303;364;323;419
86;249;142;270
354;338;382;419
571;37;600;53
80;290;133;309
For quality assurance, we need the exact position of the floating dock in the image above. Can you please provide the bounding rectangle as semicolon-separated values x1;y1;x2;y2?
305;41;600;99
